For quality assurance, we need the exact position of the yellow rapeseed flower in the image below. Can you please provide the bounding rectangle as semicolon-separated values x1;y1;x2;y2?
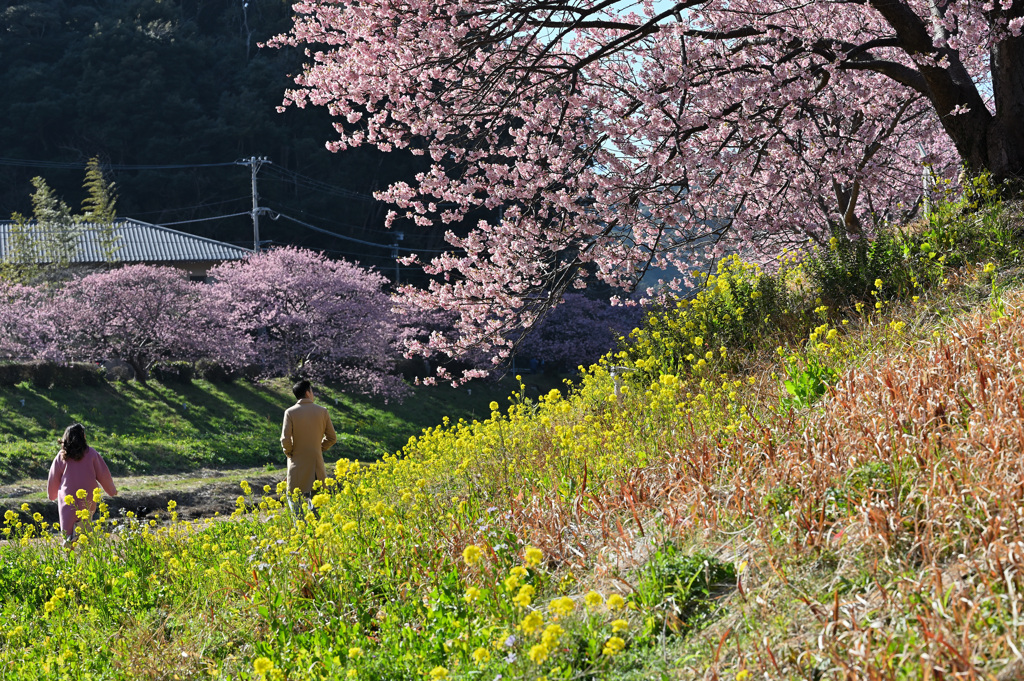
521;611;544;634
462;544;483;565
607;594;626;610
253;657;274;676
611;619;629;633
524;546;543;566
602;636;626;656
529;644;550;664
513;584;535;607
464;586;481;603
584;591;604;610
541;624;564;647
75;489;87;500
429;666;448;680
20;503;29;512
348;647;364;659
549;596;574;617
472;647;491;664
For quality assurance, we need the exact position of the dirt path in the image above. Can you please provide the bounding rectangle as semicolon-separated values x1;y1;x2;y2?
0;466;287;524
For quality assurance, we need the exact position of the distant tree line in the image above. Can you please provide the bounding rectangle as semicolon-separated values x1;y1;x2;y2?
0;247;641;395
0;0;446;276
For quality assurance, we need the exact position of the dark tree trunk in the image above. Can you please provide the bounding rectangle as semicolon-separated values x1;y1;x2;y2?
936;32;1024;181
988;33;1024;180
869;0;1024;181
128;357;148;383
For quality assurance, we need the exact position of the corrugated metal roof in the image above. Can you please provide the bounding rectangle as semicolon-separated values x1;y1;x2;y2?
0;218;252;264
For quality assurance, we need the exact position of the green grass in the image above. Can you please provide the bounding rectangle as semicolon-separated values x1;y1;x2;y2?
2;193;1022;680
0;373;566;483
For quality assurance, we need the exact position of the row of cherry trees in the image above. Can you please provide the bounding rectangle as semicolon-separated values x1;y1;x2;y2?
0;248;636;396
0;248;411;398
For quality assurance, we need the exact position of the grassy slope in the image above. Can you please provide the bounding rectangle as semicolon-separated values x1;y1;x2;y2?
2;200;1023;680
0;374;565;483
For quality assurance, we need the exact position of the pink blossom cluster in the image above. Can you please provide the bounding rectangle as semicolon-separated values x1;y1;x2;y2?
55;264;218;381
205;247;409;399
273;0;1020;360
0;249;412;399
517;293;642;371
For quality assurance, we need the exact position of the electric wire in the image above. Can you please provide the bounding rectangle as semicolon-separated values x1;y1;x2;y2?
0;157;239;171
159;211;252;226
273;210;451;254
131;195;252;218
257;200;396;236
261;164;376;202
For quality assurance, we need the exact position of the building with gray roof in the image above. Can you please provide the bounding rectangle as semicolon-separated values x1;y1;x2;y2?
0;218;252;279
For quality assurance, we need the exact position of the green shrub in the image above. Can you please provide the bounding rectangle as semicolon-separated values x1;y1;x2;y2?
807;173;1021;308
805;227;941;306
23;361;58;389
52;362;105;388
0;362;106;388
0;363;24;387
633;543;735;637
196;360;236;384
151;362;194;384
106;365;133;383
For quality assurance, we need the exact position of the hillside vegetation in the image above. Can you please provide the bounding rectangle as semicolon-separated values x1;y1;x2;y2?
0;377;543;484
1;190;1023;680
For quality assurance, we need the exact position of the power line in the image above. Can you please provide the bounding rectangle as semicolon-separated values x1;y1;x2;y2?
274;210;450;254
0;156;240;171
261;164;376;202
131;195;252;218
160;211;252;226
260;200;395;236
275;212;394;249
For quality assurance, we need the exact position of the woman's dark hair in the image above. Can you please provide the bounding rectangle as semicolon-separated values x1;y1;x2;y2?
60;423;88;462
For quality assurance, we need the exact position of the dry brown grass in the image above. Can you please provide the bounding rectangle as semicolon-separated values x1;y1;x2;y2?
630;291;1024;679
492;288;1024;678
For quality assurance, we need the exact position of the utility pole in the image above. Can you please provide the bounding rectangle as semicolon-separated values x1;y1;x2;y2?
240;156;269;252
391;231;404;285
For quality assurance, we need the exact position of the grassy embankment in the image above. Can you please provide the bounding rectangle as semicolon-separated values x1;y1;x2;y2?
0;375;561;485
1;186;1023;680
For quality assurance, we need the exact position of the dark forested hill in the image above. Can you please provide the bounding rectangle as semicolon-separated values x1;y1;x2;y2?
0;0;441;278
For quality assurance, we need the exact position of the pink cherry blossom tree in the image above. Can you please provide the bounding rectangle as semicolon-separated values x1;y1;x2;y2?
205;247;409;400
54;265;217;382
517;293;642;372
274;0;1020;363
0;282;56;361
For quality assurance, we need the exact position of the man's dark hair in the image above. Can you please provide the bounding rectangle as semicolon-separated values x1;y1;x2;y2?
292;380;312;400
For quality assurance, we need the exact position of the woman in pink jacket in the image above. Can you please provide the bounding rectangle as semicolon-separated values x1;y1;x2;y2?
47;423;118;544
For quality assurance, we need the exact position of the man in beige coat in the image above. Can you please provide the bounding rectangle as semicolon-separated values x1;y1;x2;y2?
281;380;337;515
